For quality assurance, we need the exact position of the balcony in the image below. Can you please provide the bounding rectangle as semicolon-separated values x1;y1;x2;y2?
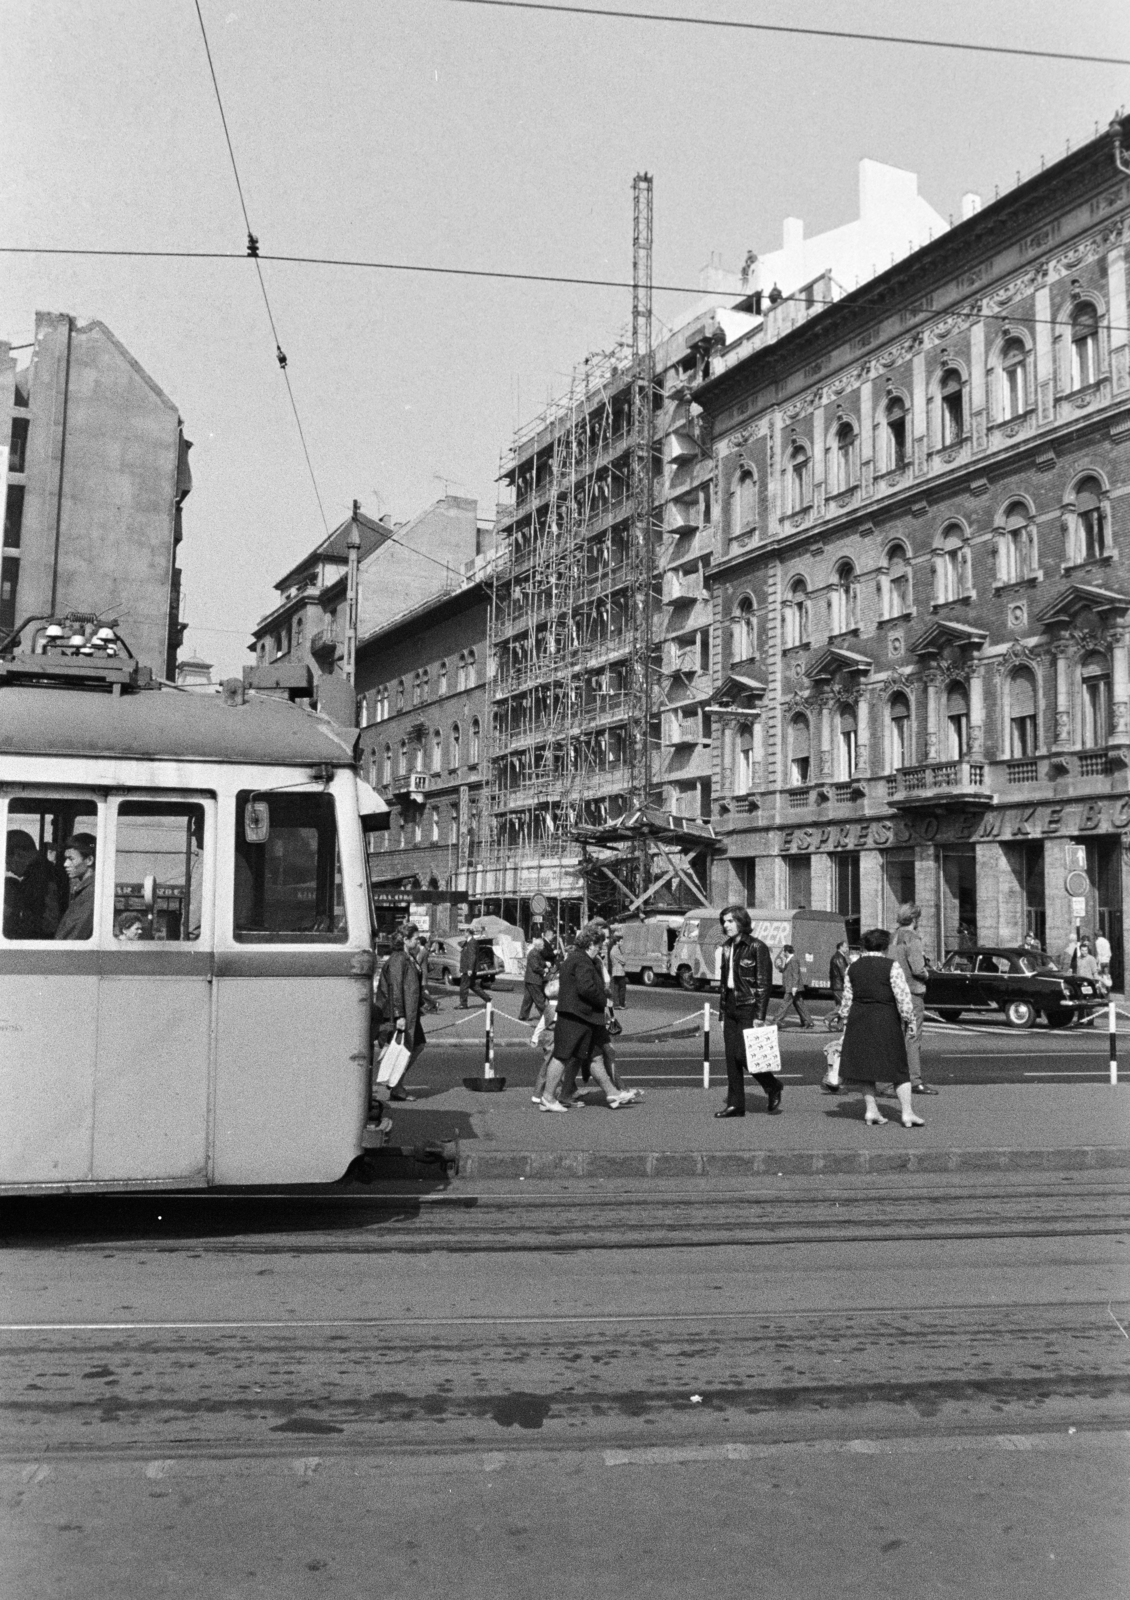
886;759;993;810
786;787;811;811
1006;759;1039;784
309;627;340;662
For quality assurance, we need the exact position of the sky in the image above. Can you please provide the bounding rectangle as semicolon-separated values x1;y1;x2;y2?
2;0;1127;676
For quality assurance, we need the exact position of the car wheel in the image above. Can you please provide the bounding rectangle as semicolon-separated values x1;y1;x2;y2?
677;965;696;991
1044;1008;1072;1029
936;1008;962;1023
641;967;656;987
1004;998;1036;1029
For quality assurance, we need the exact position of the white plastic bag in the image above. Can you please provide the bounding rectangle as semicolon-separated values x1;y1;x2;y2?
376;1030;412;1087
742;1023;782;1077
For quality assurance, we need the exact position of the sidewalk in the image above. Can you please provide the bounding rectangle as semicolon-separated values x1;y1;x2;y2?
381;1081;1130;1181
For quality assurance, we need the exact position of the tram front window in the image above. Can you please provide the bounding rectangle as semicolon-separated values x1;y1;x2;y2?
233;791;346;943
3;798;98;940
114;801;206;941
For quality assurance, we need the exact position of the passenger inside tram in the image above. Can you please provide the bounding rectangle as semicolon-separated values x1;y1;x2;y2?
3;830;61;939
54;834;98;941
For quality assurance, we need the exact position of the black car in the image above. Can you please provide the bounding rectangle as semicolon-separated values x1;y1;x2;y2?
925;946;1103;1029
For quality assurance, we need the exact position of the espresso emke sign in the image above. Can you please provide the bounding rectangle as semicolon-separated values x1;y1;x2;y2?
780;796;1130;854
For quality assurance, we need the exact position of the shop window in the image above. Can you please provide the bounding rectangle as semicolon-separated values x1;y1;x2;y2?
1081;653;1112;748
1070;302;1100;390
1000;337;1028;419
884;397;908;471
939;367;964;447
233;791;345;943
3;798;98;941
888;693;911;771
945;682;969;759
788;714;811;786
731;595;757;662
831;562;859;633
1008;668;1038;758
783;578;810;648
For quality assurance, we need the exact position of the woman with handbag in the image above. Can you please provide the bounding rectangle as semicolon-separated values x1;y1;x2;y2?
374;923;429;1102
837;927;924;1128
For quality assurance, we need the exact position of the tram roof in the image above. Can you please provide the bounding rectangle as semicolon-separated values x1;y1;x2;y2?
0;684;358;768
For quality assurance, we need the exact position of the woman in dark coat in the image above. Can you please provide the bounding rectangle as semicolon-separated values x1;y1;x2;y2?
838;927;924;1128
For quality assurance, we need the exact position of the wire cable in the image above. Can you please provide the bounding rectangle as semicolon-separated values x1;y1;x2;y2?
446;0;1130;69
192;0;329;532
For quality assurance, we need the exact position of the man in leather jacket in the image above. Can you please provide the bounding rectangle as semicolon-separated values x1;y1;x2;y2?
716;905;782;1117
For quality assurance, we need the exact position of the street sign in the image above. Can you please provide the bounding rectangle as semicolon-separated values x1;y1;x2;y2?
1065;869;1090;897
1065;844;1088;872
530;892;549;916
1071;896;1087;917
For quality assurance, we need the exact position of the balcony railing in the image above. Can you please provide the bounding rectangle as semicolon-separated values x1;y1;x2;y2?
1007;760;1039;784
886;759;989;807
787;787;811;810
1079;751;1112;777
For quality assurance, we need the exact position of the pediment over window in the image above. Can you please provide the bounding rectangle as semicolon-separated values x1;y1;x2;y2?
907;619;988;656
804;645;872;681
707;670;767;712
1034;582;1130;627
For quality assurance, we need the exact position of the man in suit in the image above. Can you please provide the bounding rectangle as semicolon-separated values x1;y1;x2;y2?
772;943;814;1029
716;905;782;1117
458;931;490;1009
519;932;555;1024
828;939;850;1024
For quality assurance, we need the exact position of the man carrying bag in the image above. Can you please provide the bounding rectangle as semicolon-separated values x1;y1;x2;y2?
374;923;429;1102
716;905;782;1118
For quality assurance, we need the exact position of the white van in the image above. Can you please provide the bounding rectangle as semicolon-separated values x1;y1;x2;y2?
612;915;685;985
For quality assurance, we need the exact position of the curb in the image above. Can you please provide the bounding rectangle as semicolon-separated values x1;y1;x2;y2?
456;1145;1130;1180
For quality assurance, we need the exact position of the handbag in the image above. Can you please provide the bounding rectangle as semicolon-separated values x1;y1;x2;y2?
606;1015;623;1037
375;1028;412;1087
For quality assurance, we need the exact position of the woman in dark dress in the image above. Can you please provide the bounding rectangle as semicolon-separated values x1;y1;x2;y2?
838;927;925;1128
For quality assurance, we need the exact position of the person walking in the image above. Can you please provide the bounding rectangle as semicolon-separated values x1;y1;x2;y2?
375;922;429;1101
1094;930;1113;986
773;944;814;1029
715;905;781;1118
890;903;938;1096
828;939;850;1022
537;922;632;1111
458;930;490;1009
607;929;629;1008
838;927;924;1128
519;932;555;1024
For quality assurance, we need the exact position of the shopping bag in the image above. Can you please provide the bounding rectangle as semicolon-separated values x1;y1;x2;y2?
742;1023;782;1076
376;1029;412;1087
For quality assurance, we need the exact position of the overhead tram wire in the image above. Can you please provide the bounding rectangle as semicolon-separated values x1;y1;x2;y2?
446;0;1130;70
4;243;1129;338
191;0;329;534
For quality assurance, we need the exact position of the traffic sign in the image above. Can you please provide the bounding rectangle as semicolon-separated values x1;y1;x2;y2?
530;892;549;916
1065;869;1090;897
1065;844;1087;872
1071;896;1087;917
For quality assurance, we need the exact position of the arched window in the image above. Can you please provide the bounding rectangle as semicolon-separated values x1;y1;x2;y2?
788;444;811;512
885;543;911;618
470;717;481;766
451;723;461;768
736;722;755;793
939;367;965;447
413;811;422;847
382;743;392;784
1000;502;1036;584
1081;652;1112;748
431;728;442;773
885;396;908;472
946;682;969;759
367;747;379;787
1070;302;1100;390
396;678;405;713
888;693;910;771
358;694;369;729
833;421;857;492
412;670;422;706
788;714;811;786
398;738;407;777
293;614;305;651
838;703;858;779
1008;668;1038;758
412;739;423;774
466;648;477;687
1000;337;1028;419
937;525;967;603
421;667;430;701
734;467;757;533
1073;477;1108;563
831;562;859;633
457;653;467;692
438;660;448;696
731;595;757;662
783;578;810;648
431;805;440;846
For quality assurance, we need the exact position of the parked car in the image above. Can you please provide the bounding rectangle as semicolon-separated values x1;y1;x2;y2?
426;935;497;989
925;946;1103;1029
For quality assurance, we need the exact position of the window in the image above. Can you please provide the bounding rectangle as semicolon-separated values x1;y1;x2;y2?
412;671;421;706
1070;302;1100;390
457;653;467;692
833;421;857;492
888;693;910;771
1000;338;1028;419
885;397;908;471
4;485;25;548
3;797;98;940
834;852;861;945
113;801;206;942
431;729;442;773
885;543;911;618
831;562;858;633
412;740;423;774
1000;502;1036;584
736;722;755;793
431;805;440;846
413;812;422;847
735;467;756;532
936;525;966;603
398;738;408;777
783;578;810;648
8;416;28;474
466;648;477;686
731;595;757;663
1073;477;1107;562
451;723;461;768
945;683;969;759
1008;668;1038;758
233;791;345;943
0;554;19;632
470;718;481;766
421;667;430;701
383;743;392;784
438;660;448;696
939;367;964;447
1081;653;1112;748
788;714;811;785
787;445;811;512
838;703;858;778
293;614;304;652
396;679;405;712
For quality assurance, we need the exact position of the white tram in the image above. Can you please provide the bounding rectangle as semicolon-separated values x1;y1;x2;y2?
0;629;388;1193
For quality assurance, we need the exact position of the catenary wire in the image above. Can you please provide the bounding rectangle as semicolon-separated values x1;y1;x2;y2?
446;0;1130;68
192;0;329;533
4;244;1128;336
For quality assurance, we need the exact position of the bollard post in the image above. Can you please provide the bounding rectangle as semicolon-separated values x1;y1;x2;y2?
484;1001;495;1079
1110;1000;1118;1087
702;1001;711;1090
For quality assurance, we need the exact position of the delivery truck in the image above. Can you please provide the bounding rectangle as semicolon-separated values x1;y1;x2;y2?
611;915;685;985
670;906;848;993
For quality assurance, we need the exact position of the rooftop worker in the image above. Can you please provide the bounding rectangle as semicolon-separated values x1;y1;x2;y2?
54;833;97;941
4;829;60;940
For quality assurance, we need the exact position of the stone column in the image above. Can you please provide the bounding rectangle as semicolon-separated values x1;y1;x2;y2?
914;841;941;961
855;688;870;776
1053;642;1073;749
810;850;833;912
974;839;1002;946
819;696;833;778
859;846;884;931
924;671;941;762
1110;625;1129;747
967;662;985;758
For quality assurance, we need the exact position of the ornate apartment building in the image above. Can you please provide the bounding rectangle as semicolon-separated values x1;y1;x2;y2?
694;119;1130;982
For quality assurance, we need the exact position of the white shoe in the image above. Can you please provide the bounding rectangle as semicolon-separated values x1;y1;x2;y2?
864;1111;888;1126
538;1097;568;1113
901;1113;925;1128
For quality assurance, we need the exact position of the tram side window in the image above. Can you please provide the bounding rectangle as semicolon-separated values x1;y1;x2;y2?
3;799;98;941
233;791;346;943
113;802;206;942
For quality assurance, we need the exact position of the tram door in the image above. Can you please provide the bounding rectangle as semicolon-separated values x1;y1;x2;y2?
93;798;213;1181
